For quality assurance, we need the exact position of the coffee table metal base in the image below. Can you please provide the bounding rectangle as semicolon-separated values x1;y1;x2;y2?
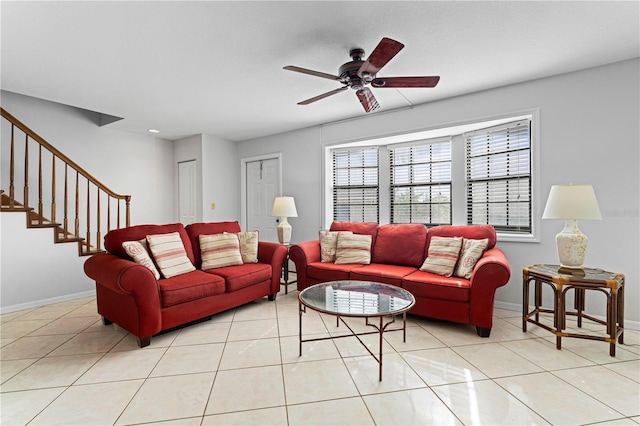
298;303;408;381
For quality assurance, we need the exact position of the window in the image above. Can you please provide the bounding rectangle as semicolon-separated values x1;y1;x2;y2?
389;138;452;225
465;119;531;233
332;147;379;222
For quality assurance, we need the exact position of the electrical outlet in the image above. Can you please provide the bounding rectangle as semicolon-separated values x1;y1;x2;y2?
210;202;216;210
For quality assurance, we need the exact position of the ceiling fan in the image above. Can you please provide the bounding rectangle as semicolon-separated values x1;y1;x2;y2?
284;37;440;113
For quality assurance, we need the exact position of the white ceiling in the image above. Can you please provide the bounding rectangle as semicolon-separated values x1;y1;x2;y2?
1;1;638;142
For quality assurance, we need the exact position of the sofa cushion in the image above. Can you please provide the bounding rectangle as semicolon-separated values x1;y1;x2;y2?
207;263;272;292
307;262;365;282
419;236;462;277
200;233;244;270
122;239;161;280
403;270;470;302
350;264;417;287
147;232;196;278
158;270;225;307
329;221;379;248
335;233;372;264
104;223;194;264
236;231;259;263
427;225;496;250
185;221;242;267
319;230;352;262
454;238;489;279
372;223;427;267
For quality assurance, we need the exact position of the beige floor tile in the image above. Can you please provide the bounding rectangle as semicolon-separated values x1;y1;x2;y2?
0;319;52;338
63;302;100;318
232;299;277;321
13;307;70;321
282;358;359;405
205;365;285;415
287;397;375;426
1;337;18;347
29;379;143;425
433;379;550;425
171;320;231;346
590;419;640;425
495;372;624;425
281;333;341;364
622;329;640;346
28;316;98;336
150;343;224;377
493;307;522;319
401;347;488;386
75;347;166;384
363;388;463;425
384;322;447;352
452;342;544;378
332;333;396;358
500;337;595;370
0;334;75;359
0;387;66;425
116;372;215;425
47;330;126;356
136;416;204;425
227;318;279;341
484;317;540;342
218;337;282;369
343;352;426;395
0;309;34;323
603;359;640;382
2;353;102;391
284;311;327;336
1;358;38;384
417;319;484;347
203;406;287;425
552;335;640;363
275;300;299;318
110;329;179;351
553;365;640;416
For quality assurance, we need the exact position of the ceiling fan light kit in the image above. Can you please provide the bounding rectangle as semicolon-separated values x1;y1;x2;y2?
284;37;440;113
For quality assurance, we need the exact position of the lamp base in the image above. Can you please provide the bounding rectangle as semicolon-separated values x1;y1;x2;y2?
556;219;588;269
277;218;292;245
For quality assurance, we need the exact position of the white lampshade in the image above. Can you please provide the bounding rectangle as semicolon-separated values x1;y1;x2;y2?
271;196;298;218
542;184;602;220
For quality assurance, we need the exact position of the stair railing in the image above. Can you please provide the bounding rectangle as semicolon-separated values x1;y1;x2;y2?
1;107;131;255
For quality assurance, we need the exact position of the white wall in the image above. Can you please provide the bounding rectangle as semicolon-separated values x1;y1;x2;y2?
237;59;640;326
1;91;176;311
202;133;239;222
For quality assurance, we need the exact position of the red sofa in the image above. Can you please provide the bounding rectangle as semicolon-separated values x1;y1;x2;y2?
289;222;510;337
84;221;287;347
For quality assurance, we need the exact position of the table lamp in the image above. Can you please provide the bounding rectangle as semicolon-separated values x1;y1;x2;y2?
542;184;602;270
271;196;298;244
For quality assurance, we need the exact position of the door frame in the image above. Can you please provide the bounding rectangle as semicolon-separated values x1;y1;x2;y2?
240;153;282;230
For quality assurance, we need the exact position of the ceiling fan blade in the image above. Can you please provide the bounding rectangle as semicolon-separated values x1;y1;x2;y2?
283;65;343;81
298;86;348;105
371;76;440;88
355;87;380;113
357;37;404;78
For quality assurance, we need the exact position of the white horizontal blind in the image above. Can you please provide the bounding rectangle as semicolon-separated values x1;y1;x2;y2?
465;119;531;233
332;147;379;222
390;138;452;225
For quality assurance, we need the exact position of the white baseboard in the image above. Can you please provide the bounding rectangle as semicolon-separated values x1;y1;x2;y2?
0;290;96;315
494;301;640;331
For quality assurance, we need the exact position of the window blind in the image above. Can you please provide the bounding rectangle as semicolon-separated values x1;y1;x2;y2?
332;147;379;222
465;119;531;233
390;138;452;225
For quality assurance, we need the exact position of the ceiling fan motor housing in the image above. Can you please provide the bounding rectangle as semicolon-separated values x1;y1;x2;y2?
339;48;369;90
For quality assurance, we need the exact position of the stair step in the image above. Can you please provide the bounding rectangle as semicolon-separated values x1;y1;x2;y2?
80;248;105;257
28;222;61;229
1;206;32;213
55;237;84;244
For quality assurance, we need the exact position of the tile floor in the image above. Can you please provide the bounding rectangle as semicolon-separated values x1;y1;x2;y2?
1;283;639;426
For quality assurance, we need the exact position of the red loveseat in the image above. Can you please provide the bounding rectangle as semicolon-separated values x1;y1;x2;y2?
289;222;510;337
84;221;287;347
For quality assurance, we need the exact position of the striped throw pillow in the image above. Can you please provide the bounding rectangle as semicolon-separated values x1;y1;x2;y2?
420;236;463;277
200;233;244;270
454;238;489;279
236;231;259;264
319;230;352;262
146;232;196;278
334;233;372;264
122;239;161;280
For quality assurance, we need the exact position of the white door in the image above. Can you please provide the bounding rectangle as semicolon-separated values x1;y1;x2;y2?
178;160;197;225
246;158;279;241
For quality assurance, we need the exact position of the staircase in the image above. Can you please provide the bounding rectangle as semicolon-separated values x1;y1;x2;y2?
1;108;131;256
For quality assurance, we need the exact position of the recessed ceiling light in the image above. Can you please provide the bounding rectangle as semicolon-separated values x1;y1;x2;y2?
148;129;160;134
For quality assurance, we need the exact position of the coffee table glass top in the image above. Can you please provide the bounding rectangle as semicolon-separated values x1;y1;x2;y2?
299;281;415;317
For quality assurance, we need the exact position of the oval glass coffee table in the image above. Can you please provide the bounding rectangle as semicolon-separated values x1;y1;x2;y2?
299;280;415;381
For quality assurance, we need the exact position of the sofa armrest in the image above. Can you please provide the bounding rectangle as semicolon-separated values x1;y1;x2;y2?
257;241;288;294
289;240;321;290
468;247;511;328
83;252;162;337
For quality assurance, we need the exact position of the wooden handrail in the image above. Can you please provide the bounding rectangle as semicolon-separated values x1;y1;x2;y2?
1;107;131;255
